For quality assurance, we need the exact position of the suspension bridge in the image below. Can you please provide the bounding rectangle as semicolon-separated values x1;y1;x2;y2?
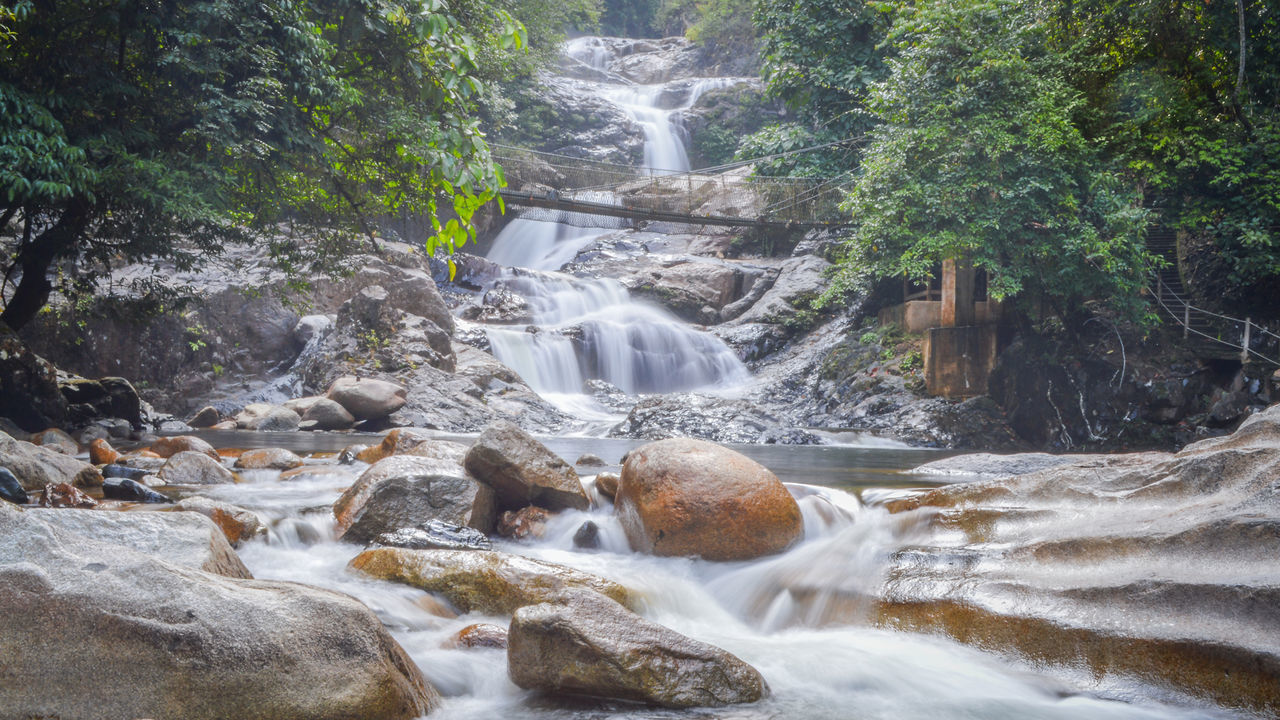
491;144;854;231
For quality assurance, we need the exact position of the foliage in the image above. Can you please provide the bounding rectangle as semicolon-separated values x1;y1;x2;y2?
600;0;660;37
683;0;757;63
0;0;525;331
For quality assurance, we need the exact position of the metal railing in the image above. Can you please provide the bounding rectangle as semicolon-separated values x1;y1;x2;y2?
1151;273;1280;366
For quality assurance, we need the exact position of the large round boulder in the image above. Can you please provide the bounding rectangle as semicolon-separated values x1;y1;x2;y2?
235;404;301;432
463;420;588;512
333;455;496;543
149;435;219;460
508;589;769;708
326;376;407;420
616;438;802;561
301;397;356;430
159;451;236;485
0;430;102;490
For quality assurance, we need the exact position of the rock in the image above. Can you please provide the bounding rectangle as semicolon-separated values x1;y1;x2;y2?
283;395;326;416
294;314;334;345
175;496;268;547
159;451;237;485
349;548;635;615
0;502;438;719
572;521;600;549
278;465;351;483
302;397;356;430
914;452;1111;479
508;589;768;708
234;447;305;470
356;428;442;465
610;393;822;445
464;421;589;512
121;453;168;472
149;435;219;460
338;444;370;464
594;472;620;502
103;463;149;481
89;437;121;465
210;420;238;430
102;478;172;504
575;453;606;467
497;506;551;541
334;454;495;543
327;375;408;420
186;405;221;428
59;376;144;429
373;519;492;551
30;428;79;455
0;431;102;490
617;438;803;561
38;482;97;508
0;468;28;504
448;623;508;650
0;322;68;431
236;403;302;432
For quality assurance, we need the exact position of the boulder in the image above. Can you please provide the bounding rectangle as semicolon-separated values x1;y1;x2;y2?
508;589;768;708
327;376;407;420
374;519;492;552
186;405;221;428
334;456;496;544
0;430;102;490
234;447;305;471
149;435;219;460
30;428;79;455
302;398;356;430
572;521;601;549
595;472;619;501
175;496;268;547
349;548;635;615
0;468;28;504
448;623;508;650
89;438;121;465
463;421;589;512
497;506;551;541
102;478;172;504
575;453;606;467
0;323;68;431
0;502;438;719
356;428;443;465
159;451;237;485
283;395;327;416
39;482;97;508
235;403;301;432
617;438;803;561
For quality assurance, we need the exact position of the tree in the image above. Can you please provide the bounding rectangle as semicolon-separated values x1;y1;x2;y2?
0;0;524;331
823;0;1154;321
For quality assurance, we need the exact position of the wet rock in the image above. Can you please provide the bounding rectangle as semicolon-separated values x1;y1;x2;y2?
235;403;302;432
595;472;619;501
210;420;238;430
448;623;508;650
914;452;1110;479
334;455;495;543
374;519;492;552
278;465;352;483
339;444;370;464
497;506;551;541
621;259;748;322
0;430;102;490
159;451;236;485
302;398;356;430
38;482;98;508
327;375;408;420
0;323;68;431
175;496;268;547
508;589;768;708
149;435;219;460
121;453;168;472
618;438;803;561
30;428;79;455
294;314;334;345
234;447;305;471
187;405;221;428
0;501;439;719
572;521;600;549
610;393;822;445
102;478;172;504
349;548;636;615
89;438;121;465
103;463;149;481
59;376;144;429
464;420;589;512
0;468;28;505
575;453;606;467
356;428;442;465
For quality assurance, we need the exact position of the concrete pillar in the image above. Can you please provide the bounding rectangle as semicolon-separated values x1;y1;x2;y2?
940;258;976;327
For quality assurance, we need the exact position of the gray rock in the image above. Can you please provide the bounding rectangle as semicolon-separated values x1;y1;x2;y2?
914;452;1110;479
0;467;28;504
335;455;497;543
327;376;408;420
464;420;589;512
293;314;334;345
102;478;172;504
508;589;769;708
609;393;822;445
159;451;236;485
0;430;102;490
374;519;492;551
29;428;78;455
302;397;356;430
0;502;439;719
236;403;301;432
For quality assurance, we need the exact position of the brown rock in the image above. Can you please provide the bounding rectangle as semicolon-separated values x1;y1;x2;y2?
447;623;508;650
348;548;636;615
30;428;78;455
149;435;219;460
463;421;588;512
356;428;441;465
175;496;268;547
186;406;221;428
89;438;121;466
38;482;97;508
497;506;551;541
616;438;802;561
595;472;619;501
234;447;305;471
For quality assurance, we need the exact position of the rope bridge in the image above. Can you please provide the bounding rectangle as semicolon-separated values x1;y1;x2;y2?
491;144;853;231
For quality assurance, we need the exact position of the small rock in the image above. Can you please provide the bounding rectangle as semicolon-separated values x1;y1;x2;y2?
210;420;238;430
338;444;370;464
447;623;508;650
159;451;237;485
101;478;172;504
234;447;305;471
30;428;78;455
39;482;97;508
572;521;601;549
76;425;108;445
0;468;28;504
575;453;606;467
236;404;301;432
120;454;167;472
463;421;589;512
175;496;268;547
327;376;408;421
374;520;492;551
149;435;219;460
186;406;221;428
302;398;356;430
497;506;551;541
89;438;121;465
595;472;619;501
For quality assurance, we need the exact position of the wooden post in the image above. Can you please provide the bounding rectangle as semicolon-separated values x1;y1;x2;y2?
1241;317;1251;362
1183;303;1190;340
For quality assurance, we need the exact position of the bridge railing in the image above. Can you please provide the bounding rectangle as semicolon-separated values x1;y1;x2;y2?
1151;275;1280;366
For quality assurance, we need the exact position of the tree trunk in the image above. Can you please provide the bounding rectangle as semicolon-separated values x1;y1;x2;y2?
1236;0;1246;101
0;204;89;332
